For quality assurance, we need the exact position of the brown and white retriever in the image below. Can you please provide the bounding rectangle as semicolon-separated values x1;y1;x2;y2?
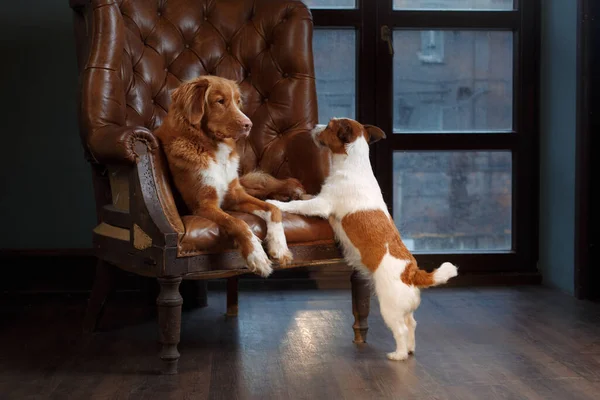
155;76;303;276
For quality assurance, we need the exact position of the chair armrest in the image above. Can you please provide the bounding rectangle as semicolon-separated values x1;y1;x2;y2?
129;140;184;248
285;130;331;195
88;125;159;164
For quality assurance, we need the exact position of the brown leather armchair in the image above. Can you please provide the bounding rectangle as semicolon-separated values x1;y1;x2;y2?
69;0;370;374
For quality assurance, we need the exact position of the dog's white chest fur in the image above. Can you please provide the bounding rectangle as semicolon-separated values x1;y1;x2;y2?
200;142;239;206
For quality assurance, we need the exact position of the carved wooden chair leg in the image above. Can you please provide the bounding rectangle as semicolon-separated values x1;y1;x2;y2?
226;276;239;317
157;277;183;375
351;270;371;343
83;260;115;333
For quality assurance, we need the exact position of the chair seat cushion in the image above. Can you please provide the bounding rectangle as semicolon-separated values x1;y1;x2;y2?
178;212;334;256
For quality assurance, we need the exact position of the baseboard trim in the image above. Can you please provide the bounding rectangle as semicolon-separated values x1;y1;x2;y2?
211;271;543;290
0;248;95;257
1;250;542;294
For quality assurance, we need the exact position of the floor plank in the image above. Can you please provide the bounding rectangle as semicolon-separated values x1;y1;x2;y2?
1;286;599;399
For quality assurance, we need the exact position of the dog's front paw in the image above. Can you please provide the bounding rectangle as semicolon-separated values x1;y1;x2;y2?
269;246;293;267
266;199;285;209
247;248;273;277
386;351;410;361
246;236;273;277
266;223;293;266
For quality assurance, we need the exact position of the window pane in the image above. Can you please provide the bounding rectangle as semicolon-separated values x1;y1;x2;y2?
303;0;356;9
394;0;513;10
393;30;513;132
393;151;512;252
313;29;356;123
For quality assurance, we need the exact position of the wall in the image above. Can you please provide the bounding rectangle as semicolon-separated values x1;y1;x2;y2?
0;0;582;297
539;0;578;294
0;0;96;249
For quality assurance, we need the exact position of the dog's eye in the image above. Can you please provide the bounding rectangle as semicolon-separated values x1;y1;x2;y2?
217;99;225;105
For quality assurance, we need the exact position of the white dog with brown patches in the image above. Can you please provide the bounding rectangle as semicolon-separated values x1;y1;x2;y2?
268;118;458;361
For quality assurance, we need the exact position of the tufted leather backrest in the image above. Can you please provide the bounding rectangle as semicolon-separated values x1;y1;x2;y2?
75;0;319;177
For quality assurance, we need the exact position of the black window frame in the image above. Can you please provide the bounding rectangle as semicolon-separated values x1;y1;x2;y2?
310;0;540;276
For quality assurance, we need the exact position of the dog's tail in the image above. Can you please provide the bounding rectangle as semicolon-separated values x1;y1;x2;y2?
403;262;458;288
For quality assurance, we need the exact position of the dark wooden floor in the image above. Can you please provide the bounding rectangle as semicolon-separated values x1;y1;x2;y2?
1;286;599;400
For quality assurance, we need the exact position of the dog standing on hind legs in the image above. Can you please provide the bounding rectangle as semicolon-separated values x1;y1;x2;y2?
267;118;458;360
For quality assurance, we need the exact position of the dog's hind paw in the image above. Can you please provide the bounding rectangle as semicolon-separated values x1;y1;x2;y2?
387;351;409;361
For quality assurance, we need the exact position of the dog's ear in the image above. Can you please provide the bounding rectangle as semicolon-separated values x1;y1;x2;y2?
171;78;209;126
364;124;386;144
337;120;354;143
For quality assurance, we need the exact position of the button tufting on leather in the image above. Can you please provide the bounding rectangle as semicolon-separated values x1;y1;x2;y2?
85;0;318;178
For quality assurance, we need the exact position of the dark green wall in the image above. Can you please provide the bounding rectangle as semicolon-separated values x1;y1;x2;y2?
539;0;578;294
0;0;96;249
0;1;582;298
